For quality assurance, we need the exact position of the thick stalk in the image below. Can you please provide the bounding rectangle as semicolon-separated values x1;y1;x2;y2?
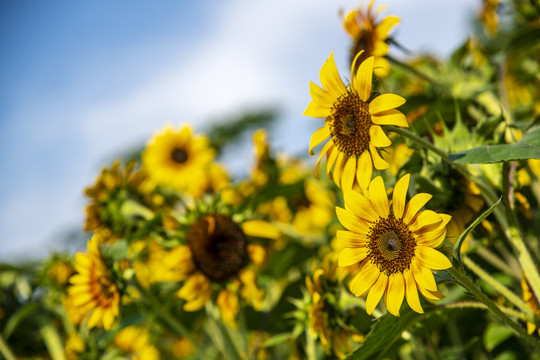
0;333;16;360
447;266;540;350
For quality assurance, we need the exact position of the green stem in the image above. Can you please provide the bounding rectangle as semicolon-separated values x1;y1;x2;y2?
463;256;535;319
476;247;521;279
502;161;540;305
133;281;199;348
38;319;66;360
447;266;540;350
306;327;317;360
443;301;530;322
0;333;16;360
387;55;440;88
206;302;243;360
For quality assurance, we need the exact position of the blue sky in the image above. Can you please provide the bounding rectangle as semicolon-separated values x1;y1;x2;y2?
0;0;476;261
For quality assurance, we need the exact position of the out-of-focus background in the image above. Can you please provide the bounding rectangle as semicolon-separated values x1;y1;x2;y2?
0;0;476;261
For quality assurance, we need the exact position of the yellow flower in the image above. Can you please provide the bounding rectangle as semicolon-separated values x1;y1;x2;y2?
305;52;408;190
479;0;499;37
381;140;414;176
114;325;160;360
291;179;335;236
521;274;540;335
84;160;155;243
175;213;278;319
67;235;120;329
65;332;85;360
142;124;216;198
336;174;452;316
48;260;74;286
342;0;400;78
172;337;195;358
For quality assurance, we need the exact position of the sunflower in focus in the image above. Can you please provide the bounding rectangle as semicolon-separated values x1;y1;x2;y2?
143;124;216;198
336;174;452;315
67;235;120;330
84;160;156;243
305;52;407;189
175;210;279;327
342;0;400;78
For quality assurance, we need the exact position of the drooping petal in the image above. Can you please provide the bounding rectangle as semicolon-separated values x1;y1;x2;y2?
376;16;400;39
339;247;369;267
403;268;424;314
356;150;373;190
314;141;334;179
336;229;370;247
416;246;452;270
369;125;392;147
368;176;390;218
309;80;336;107
343;188;378;223
354;56;374;102
309;125;331;155
366;272;388;315
241;220;280;239
304;100;332;118
392;174;410;219
369;94;406;114
385;273;405;316
326;146;339;177
411;257;437;291
336;206;371;233
371;40;389;57
371;109;408;127
341;156;358;189
349;261;380;296
370;144;389;170
333;152;346;188
416;226;447;248
373;57;391;78
408;210;443;233
320;51;347;97
403;193;432;224
418;285;445;300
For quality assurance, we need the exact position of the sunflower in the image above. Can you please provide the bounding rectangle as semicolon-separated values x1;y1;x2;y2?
84;160;156;243
142;124;216;198
114;325;160;360
336;174;452;316
304;51;408;190
342;0;400;78
67;235;120;330
175;212;279;326
479;0;499;37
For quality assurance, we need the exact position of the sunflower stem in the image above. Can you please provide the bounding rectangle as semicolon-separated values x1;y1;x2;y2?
133;280;199;349
462;256;536;320
306;327;317;360
447;266;540;350
502;161;540;305
442;301;530;322
0;333;16;360
386;55;440;88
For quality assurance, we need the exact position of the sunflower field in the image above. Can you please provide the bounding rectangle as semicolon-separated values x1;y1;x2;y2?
2;1;540;359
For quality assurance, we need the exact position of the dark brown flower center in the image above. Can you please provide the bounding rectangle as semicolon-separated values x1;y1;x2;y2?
187;214;248;282
328;91;372;156
171;147;188;164
367;215;416;275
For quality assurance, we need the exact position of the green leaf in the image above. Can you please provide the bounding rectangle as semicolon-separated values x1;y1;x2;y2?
483;323;514;351
455;197;502;265
2;302;40;340
346;312;423;360
450;126;540;163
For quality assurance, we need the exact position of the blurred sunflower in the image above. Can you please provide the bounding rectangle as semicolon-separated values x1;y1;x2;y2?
84;160;156;243
342;0;400;77
336;174;452;316
67;235;120;330
521;274;540;335
114;325;160;360
303;253;364;359
175;211;279;327
142;124;216;198
479;0;499;37
304;51;407;189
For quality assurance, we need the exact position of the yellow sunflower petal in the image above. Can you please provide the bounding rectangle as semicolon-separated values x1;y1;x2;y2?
373;57;391;78
333;152;346;188
87;307;104;329
304;100;331;118
376;16;400;39
370;144;389;170
372;40;389;56
320;51;347;97
349;261;380;296
102;308;115;330
356;150;373;190
416;246;452;270
418;286;445;300
343;188;378;223
336;207;371;233
403;268;424;314
314;141;334;179
403;193;432;224
341;156;358;189
326;145;339;177
336;229;369;247
369;94;406;114
393;174;410;219
354;56;374;102
241;220;280;239
366;272;388;315
368;176;390;218
309;80;335;107
416;227;447;248
385;273;405;316
411;257;437;291
371;109;408;127
409;210;443;233
369;125;392;147
309;125;331;155
338;247;369;267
